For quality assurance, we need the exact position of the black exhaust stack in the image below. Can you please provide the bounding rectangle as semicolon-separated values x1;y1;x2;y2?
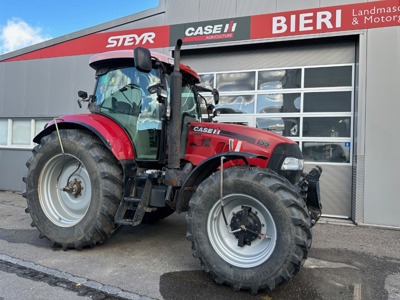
165;40;183;186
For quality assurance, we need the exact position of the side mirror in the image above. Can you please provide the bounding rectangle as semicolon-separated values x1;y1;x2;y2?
148;83;168;103
206;103;215;114
212;89;219;105
134;47;152;73
77;90;90;108
78;90;88;99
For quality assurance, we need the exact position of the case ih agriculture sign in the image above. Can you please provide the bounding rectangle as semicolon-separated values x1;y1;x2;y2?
169;17;251;45
3;0;400;62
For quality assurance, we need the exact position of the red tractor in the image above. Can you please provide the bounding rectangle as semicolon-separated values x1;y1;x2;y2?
24;40;322;294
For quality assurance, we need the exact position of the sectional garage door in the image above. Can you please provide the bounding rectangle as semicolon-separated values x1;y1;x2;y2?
181;36;357;218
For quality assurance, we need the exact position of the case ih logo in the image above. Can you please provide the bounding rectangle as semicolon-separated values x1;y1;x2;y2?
184;21;237;42
192;126;221;134
170;17;251;45
106;32;156;48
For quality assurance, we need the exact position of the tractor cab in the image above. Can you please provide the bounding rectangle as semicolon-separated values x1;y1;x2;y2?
85;50;204;162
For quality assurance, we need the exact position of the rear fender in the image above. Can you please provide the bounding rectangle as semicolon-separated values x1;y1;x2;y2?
175;152;266;213
33;115;134;160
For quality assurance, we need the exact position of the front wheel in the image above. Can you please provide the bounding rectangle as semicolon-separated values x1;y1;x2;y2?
186;166;312;294
24;129;123;249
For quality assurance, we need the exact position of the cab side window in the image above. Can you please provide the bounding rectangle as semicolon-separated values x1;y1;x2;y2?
181;83;200;120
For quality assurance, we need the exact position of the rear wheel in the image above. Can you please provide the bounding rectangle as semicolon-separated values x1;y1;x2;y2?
186;166;311;294
24;129;123;249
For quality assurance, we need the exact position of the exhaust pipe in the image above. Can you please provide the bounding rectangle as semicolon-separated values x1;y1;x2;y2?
167;39;183;170
165;40;183;187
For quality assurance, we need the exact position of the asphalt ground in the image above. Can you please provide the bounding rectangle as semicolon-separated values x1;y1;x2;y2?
0;190;399;300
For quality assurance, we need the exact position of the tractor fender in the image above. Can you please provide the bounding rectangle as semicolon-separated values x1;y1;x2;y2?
33;114;134;160
175;152;266;213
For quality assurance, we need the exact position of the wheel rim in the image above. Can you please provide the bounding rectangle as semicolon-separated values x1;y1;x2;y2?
207;194;277;268
38;154;91;227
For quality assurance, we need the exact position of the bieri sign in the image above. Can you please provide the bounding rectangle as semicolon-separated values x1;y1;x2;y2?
251;0;400;39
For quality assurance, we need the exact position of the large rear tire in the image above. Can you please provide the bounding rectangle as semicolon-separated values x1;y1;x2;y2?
24;129;123;249
186;166;311;294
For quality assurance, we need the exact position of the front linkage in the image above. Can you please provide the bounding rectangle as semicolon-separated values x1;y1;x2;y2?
296;166;323;225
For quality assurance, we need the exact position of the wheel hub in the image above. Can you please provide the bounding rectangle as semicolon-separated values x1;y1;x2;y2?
230;206;262;247
63;179;83;198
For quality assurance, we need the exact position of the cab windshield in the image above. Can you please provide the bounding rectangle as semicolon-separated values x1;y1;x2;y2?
93;66;161;160
93;66;160;120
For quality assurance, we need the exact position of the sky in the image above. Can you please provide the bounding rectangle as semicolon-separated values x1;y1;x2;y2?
0;0;159;55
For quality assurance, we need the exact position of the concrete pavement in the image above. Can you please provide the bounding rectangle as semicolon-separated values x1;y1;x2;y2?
0;190;399;299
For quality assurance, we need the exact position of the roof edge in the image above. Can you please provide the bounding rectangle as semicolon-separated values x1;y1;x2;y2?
0;5;165;62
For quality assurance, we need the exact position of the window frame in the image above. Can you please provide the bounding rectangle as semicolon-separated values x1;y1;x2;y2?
0;118;53;149
199;63;355;166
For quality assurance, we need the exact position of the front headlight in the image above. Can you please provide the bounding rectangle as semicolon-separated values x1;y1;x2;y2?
281;157;304;171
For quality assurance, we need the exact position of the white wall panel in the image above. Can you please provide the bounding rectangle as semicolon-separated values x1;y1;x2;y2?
320;0;366;6
0;62;5;116
198;0;237;21
236;0;276;17
166;0;200;24
276;0;319;12
363;27;400;227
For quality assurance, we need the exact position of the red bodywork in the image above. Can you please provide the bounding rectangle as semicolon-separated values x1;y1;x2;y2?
37;114;134;160
89;50;200;82
38;114;295;169
184;122;294;167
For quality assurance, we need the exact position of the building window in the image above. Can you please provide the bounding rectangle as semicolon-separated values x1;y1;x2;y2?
35;120;49;136
303;142;351;163
0;119;52;149
303;92;352;112
304;66;352;87
200;63;354;165
303;117;351;138
216;71;255;92
218;95;255;114
256;117;300;137
258;69;301;90
0;119;8;145
12;120;31;146
257;93;301;113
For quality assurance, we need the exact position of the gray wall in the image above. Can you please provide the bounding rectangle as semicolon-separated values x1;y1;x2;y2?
165;0;366;24
363;27;400;227
1;55;94;118
0;149;32;191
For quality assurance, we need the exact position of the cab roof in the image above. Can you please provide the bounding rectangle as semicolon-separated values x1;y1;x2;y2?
89;50;200;83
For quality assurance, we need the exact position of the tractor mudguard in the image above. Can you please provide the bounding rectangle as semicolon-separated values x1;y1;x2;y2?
175;152;267;213
33;114;134;160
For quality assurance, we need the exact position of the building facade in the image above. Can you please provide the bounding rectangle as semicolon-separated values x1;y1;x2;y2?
1;0;399;228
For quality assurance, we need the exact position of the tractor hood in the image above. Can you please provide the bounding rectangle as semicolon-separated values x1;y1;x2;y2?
185;121;299;167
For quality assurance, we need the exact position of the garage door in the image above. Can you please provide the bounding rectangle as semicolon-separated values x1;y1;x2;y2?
181;36;357;218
